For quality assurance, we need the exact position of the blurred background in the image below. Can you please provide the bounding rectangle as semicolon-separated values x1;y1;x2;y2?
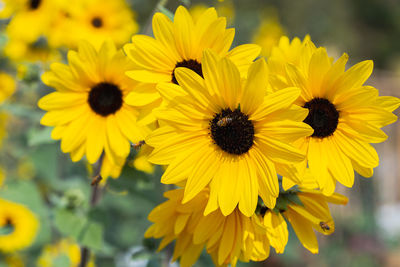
0;0;399;266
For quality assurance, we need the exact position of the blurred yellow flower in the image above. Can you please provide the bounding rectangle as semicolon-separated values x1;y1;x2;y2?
38;41;152;176
0;112;9;148
5;253;25;267
0;72;16;103
4;36;61;64
252;16;286;57
146;188;270;267
190;0;235;25
37;239;95;267
130;144;154;174
0;198;39;253
0;167;5;187
2;0;59;43
48;0;138;50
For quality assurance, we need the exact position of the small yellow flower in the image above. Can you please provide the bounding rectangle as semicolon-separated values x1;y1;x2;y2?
252;14;286;57
38;41;152;178
48;0;138;50
0;72;16;103
37;239;95;267
0;198;39;253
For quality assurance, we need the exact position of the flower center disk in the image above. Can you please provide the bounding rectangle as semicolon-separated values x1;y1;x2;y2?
171;59;203;84
88;82;123;117
29;0;41;9
303;98;339;138
210;108;254;155
91;17;103;28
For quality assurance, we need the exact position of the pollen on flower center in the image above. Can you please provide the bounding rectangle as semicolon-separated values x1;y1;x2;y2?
88;82;123;117
91;17;103;28
210;108;254;155
172;59;203;84
29;0;41;9
303;98;339;138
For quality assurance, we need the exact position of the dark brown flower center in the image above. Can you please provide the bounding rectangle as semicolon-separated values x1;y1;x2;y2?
88;82;123;117
29;0;41;9
303;98;339;138
210;108;254;155
91;17;103;28
171;59;203;84
0;218;14;236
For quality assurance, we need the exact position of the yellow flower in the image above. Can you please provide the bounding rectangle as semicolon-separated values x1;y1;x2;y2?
2;0;58;43
38;41;151;172
37;239;95;267
0;112;9;148
0;198;39;253
5;253;25;267
130;144;154;174
123;6;260;108
190;1;235;25
4;36;61;64
0;166;5;187
48;0;138;50
0;72;16;103
261;187;348;254
145;188;270;267
146;51;313;216
268;36;400;194
252;15;286;57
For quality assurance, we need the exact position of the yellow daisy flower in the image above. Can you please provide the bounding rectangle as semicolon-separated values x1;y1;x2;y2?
4;36;61;64
38;41;151;171
123;5;261;107
260;186;348;254
252;11;286;57
268;37;400;194
145;188;270;267
189;0;235;25
0;72;16;103
146;51;313;216
2;0;58;43
48;0;138;50
0;198;39;253
37;239;95;267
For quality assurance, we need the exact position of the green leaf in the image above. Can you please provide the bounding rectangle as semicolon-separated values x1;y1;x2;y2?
52;255;71;267
28;127;55;146
285;192;304;207
79;222;104;251
54;209;87;239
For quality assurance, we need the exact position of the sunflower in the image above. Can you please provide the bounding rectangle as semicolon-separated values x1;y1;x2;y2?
4;36;61;64
0;198;39;253
268;37;400;194
146;51;313;216
258;184;348;254
37;239;95;267
123;5;261;108
2;0;58;43
251;11;286;57
0;72;16;103
38;40;152;174
145;188;270;267
47;0;138;50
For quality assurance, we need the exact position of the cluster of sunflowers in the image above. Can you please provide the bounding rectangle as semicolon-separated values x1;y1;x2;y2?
0;1;399;266
0;0;138;63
